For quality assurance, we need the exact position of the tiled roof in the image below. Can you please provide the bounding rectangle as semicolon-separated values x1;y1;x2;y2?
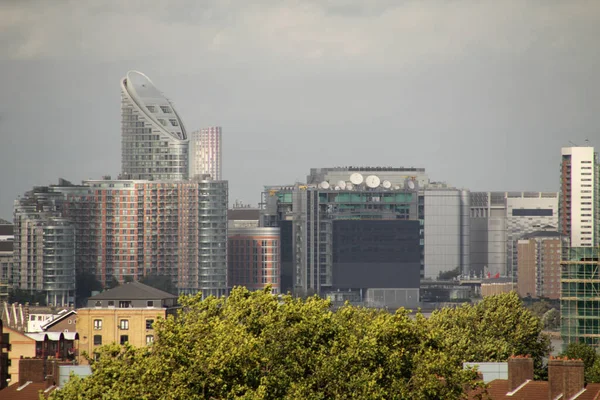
40;310;77;330
0;382;57;400
90;281;177;300
468;379;600;400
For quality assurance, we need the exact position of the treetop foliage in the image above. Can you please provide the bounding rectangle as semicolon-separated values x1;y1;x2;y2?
50;289;548;400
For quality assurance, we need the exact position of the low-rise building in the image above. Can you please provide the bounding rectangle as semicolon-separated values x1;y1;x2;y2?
76;282;178;364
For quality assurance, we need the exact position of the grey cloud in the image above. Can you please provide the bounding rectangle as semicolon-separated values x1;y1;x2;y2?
0;1;599;218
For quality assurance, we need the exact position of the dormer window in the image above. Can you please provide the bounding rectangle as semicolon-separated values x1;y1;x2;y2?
169;119;179;126
160;106;172;113
119;301;132;308
146;106;156;113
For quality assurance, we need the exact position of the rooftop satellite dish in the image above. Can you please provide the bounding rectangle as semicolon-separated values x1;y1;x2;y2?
320;181;330;190
365;175;381;189
337;180;346;190
334;185;340;190
349;173;363;185
405;179;417;190
382;180;392;189
393;185;400;190
346;182;354;190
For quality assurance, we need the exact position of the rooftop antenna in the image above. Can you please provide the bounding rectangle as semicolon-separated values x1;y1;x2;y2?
569;140;578;146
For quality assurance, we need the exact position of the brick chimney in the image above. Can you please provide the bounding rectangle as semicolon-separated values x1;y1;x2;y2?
548;358;585;400
508;356;534;392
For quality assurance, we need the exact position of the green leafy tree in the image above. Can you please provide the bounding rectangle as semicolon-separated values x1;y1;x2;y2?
541;308;560;331
438;266;461;281
50;287;485;400
75;270;103;307
8;288;46;305
426;291;551;379
139;274;177;295
561;342;600;383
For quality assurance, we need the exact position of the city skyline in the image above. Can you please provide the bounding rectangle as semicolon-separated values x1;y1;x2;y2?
1;1;599;219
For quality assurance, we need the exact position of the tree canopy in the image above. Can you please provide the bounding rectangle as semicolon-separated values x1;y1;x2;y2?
561;342;600;383
51;290;549;400
426;291;551;378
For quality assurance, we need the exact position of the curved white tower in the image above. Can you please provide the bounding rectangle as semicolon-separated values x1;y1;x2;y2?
120;70;189;180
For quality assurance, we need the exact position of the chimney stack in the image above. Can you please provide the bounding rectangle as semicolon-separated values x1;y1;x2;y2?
548;358;585;400
508;355;534;392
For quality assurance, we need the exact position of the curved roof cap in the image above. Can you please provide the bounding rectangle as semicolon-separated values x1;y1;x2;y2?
121;70;187;141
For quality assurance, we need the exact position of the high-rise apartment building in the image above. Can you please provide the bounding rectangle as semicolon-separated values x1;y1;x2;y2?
14;177;228;299
0;219;13;303
190;126;222;180
13;187;76;306
560;146;599;247
121;71;188;181
517;230;566;300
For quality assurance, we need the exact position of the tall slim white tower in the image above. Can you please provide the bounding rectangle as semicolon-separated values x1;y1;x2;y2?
190;126;222;180
560;145;599;247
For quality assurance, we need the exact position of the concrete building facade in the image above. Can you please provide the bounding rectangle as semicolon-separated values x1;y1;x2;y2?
190;126;222;180
120;71;188;181
470;191;559;278
560;146;599;248
422;188;470;279
517;231;565;299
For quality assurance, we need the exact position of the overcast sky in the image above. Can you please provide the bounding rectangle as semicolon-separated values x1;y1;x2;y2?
0;0;599;219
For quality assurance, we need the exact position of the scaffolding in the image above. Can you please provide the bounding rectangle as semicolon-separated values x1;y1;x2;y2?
561;246;600;347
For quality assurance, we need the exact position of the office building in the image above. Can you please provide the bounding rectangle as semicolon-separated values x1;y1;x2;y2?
307;166;429;189
421;188;470;279
517;230;566;299
190;126;222;180
560;146;599;247
120;70;188;181
261;172;421;308
76;282;177;364
561;246;600;347
228;227;281;294
13;188;76;306
470;192;559;278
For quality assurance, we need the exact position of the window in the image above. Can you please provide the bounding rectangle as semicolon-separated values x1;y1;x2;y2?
160;106;172;113
93;335;102;346
146;319;154;330
120;335;129;345
147;105;156;113
119;301;132;308
169;119;179;126
119;319;129;330
146;335;154;344
147;300;154;307
108;301;115;307
93;319;103;330
95;301;102;307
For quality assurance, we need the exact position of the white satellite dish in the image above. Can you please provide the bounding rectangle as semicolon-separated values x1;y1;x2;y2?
407;180;416;190
346;182;354;190
320;181;330;189
349;173;363;185
334;185;340;190
393;185;400;190
365;175;381;188
337;180;346;190
382;180;392;189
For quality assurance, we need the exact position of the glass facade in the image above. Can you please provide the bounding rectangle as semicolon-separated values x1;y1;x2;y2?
561;246;600;347
120;71;188;181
